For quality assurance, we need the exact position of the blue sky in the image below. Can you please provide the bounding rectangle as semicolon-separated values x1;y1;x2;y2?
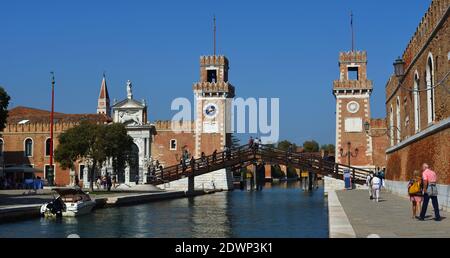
0;0;431;146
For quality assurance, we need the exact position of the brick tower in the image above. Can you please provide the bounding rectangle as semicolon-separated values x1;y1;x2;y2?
333;51;374;168
193;56;235;157
97;74;111;117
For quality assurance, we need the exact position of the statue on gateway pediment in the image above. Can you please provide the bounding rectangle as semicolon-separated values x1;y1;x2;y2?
127;80;133;99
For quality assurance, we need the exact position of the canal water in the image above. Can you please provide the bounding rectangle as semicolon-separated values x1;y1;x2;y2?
0;182;328;238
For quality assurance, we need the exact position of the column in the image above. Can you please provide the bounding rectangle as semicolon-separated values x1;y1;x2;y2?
125;167;130;185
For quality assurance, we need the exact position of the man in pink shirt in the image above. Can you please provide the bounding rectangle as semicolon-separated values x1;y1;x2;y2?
418;163;441;221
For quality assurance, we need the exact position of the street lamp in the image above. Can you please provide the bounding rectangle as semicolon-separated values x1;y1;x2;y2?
393;57;405;78
364;121;401;142
339;141;359;167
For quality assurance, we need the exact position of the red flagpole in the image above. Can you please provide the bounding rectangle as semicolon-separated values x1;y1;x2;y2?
50;72;55;185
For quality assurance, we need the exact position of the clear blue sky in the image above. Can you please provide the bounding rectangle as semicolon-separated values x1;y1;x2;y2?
0;0;431;146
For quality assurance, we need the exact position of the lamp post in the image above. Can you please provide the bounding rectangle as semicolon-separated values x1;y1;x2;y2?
339;141;359;167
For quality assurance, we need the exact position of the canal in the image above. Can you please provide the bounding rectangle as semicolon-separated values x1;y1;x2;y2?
0;182;328;238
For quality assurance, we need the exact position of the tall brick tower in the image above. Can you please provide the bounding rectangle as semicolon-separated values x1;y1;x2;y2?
333;51;374;168
97;74;111;117
193;56;235;157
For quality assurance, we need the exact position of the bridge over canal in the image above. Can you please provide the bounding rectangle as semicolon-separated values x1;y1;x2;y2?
149;144;372;193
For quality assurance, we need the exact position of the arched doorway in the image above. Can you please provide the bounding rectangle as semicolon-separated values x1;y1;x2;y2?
130;143;140;184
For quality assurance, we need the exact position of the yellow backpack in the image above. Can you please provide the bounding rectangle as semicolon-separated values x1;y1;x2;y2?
408;180;422;195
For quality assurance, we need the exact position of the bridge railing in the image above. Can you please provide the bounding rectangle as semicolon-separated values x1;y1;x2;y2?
148;143;372;185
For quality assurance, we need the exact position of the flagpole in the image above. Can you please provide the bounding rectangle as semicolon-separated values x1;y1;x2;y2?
351;11;354;52
49;72;55;186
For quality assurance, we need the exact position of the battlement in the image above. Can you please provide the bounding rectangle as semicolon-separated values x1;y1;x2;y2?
333;79;373;90
2;121;79;134
402;0;449;68
339;51;367;63
193;81;235;97
200;55;229;67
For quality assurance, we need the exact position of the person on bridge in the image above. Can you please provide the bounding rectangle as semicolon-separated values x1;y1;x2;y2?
212;149;218;163
190;156;196;172
248;136;254;148
418;163;441;221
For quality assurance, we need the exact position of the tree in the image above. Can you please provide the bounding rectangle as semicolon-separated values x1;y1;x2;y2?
0;87;11;132
302;140;319;153
55;121;134;191
320;144;335;153
277;140;297;151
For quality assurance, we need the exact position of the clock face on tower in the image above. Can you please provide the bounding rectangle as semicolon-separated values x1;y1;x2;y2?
347;101;360;113
203;103;218;119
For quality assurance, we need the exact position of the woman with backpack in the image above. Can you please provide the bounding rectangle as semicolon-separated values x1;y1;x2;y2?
407;170;423;219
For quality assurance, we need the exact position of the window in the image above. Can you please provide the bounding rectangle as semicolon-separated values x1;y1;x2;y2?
170;139;177;150
24;138;33;157
79;164;85;180
207;69;217;83
396;97;401;143
389;105;394;146
413;72;420;132
426;54;435;124
45;138;52;156
347;66;359;80
0;139;3;157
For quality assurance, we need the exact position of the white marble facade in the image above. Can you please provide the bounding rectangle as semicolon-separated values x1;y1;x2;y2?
110;80;154;185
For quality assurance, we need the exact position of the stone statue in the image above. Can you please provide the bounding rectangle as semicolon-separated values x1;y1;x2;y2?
127;80;133;99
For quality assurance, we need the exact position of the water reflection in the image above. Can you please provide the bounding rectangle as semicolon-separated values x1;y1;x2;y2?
0;182;328;238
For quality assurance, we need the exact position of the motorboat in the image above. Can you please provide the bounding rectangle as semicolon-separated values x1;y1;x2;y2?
40;188;96;217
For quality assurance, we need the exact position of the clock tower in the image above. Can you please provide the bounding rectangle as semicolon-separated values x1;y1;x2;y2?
193;55;235;157
333;51;374;168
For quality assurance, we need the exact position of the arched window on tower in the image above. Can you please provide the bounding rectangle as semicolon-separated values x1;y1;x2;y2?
426;54;435;124
45;138;52;156
413;72;420;132
25;138;33;157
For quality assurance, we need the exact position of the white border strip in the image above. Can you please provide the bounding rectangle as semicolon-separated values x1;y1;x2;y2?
328;190;356;238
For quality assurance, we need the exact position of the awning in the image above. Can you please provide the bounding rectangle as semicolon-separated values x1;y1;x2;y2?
3;166;44;173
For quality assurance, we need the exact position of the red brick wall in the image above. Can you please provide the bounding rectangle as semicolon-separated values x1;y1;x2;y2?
386;128;450;184
151;130;195;167
1;123;83;186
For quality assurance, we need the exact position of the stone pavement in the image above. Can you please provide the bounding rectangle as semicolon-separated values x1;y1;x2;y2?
336;189;450;238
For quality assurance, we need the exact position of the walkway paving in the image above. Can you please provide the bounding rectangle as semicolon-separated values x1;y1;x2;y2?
336;190;450;238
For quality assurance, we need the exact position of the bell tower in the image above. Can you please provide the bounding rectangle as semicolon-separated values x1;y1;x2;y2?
97;73;111;117
193;55;235;157
333;51;374;168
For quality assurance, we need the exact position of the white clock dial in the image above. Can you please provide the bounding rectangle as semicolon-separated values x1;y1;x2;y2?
347;101;360;113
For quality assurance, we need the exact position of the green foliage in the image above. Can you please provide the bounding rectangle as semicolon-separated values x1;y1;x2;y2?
320;144;335;153
277;140;296;151
302;140;319;153
286;165;298;178
271;164;285;179
55;121;134;191
0;87;11;132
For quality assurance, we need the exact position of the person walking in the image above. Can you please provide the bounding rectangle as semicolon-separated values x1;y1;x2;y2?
418;163;441;221
371;173;382;202
135;174;140;185
366;172;374;200
408;170;423;219
106;174;112;192
212;149;217;163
